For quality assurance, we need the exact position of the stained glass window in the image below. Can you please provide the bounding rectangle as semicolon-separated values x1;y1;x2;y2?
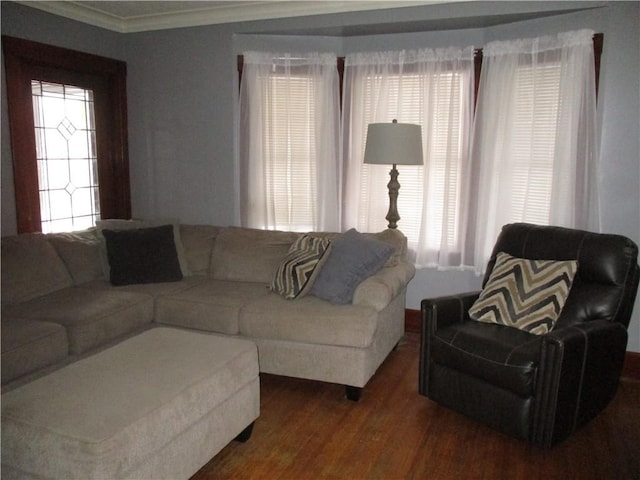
32;80;100;233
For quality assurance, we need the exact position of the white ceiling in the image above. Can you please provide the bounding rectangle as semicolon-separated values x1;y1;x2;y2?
20;0;439;33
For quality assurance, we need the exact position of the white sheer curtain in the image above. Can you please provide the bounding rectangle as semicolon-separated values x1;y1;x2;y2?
469;30;599;273
239;51;340;231
342;47;475;267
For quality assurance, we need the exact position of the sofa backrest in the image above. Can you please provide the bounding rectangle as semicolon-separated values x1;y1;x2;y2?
311;228;408;267
210;227;300;283
47;229;104;285
1;224;411;303
1;234;74;304
208;226;409;285
179;224;223;275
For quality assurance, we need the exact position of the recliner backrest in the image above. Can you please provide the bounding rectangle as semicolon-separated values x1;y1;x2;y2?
484;223;640;328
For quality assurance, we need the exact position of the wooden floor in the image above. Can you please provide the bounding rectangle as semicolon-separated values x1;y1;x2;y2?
192;333;640;479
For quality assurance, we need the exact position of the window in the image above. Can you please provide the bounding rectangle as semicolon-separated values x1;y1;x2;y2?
239;52;340;232
262;73;318;231
342;48;475;267
509;63;562;224
239;32;601;271
3;36;130;234
32;80;100;233
469;30;601;272
357;72;467;248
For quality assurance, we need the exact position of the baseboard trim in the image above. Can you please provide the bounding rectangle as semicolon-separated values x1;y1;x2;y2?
405;308;420;334
623;352;640;381
404;308;640;381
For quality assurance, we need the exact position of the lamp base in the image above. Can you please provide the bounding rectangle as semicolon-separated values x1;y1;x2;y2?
386;164;400;229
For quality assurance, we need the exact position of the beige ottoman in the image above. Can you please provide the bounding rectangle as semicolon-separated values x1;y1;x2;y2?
1;327;260;480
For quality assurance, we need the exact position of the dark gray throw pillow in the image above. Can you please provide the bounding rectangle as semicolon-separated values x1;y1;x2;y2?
102;224;183;286
310;228;395;304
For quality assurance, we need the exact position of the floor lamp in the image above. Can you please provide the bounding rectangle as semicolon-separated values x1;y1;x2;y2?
363;120;423;229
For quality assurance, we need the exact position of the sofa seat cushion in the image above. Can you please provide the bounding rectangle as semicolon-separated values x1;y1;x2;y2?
82;275;203;298
239;293;378;348
155;280;271;334
431;321;542;397
1;327;259;480
2;288;154;355
1;318;69;385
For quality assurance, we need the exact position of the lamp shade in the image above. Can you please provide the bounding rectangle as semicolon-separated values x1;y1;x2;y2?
363;121;423;166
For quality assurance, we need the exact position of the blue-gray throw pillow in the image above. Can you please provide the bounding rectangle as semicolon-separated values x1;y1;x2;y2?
102;224;183;286
310;228;395;304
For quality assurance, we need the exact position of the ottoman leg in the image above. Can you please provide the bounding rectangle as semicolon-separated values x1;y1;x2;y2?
345;386;362;402
234;422;255;443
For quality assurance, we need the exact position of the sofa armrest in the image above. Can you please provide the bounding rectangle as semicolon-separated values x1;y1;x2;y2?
352;261;416;311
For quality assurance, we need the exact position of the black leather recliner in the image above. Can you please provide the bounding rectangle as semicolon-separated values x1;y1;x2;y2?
419;223;640;448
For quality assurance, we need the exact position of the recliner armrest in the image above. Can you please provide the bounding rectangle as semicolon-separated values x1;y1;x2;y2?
534;320;628;447
421;292;481;332
419;292;480;396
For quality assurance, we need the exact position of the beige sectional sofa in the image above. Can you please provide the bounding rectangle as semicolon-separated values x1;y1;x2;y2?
1;223;415;400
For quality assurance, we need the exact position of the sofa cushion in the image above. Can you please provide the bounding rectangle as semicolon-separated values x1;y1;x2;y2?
48;228;103;285
2;287;154;355
179;224;223;275
271;235;331;300
469;252;577;335
102;225;183;286
82;276;202;298
1;234;73;304
311;229;395;304
239;293;378;348
211;227;299;283
155;280;272;335
1;318;69;385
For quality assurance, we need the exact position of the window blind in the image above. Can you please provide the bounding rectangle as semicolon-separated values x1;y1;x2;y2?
358;72;467;251
510;63;561;224
262;74;318;230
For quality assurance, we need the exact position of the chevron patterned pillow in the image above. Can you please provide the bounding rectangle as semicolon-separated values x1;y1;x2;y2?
469;252;578;335
271;235;332;300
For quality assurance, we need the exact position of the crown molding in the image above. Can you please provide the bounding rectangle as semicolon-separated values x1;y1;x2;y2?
19;1;123;32
19;1;439;33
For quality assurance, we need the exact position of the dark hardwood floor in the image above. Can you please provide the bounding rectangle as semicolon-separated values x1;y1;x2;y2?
192;333;640;479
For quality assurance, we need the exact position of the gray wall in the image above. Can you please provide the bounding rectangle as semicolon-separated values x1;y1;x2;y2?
2;1;639;352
